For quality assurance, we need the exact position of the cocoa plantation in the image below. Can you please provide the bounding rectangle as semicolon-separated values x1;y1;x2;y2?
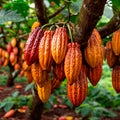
0;0;120;120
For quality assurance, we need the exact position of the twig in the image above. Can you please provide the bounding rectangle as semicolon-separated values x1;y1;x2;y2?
48;4;66;19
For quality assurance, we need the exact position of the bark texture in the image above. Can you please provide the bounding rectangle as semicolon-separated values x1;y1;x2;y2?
73;0;107;48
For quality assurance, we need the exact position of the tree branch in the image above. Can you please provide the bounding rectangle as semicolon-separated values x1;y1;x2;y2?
98;12;120;38
73;0;107;48
48;4;66;19
34;0;47;25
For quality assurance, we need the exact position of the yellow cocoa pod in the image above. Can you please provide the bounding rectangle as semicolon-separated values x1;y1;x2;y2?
31;21;41;32
37;79;51;103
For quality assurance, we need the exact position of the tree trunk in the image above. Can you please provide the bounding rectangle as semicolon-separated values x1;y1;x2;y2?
27;85;44;120
6;66;14;87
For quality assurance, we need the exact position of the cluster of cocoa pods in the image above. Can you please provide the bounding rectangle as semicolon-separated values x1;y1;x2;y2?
24;25;105;106
105;29;120;93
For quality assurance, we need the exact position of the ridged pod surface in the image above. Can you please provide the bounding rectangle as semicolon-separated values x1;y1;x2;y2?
37;79;51;103
51;27;68;64
87;62;102;86
112;30;120;56
39;30;54;70
53;62;65;81
51;76;62;93
106;41;117;68
67;66;88;106
64;42;82;85
93;29;102;45
24;70;33;84
84;31;102;68
31;61;49;87
112;65;120;93
24;27;44;66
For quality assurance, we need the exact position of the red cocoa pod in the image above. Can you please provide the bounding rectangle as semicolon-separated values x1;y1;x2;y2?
112;29;120;56
24;27;44;66
64;42;82;85
84;30;102;68
87;62;102;86
112;65;120;93
51;27;68;64
51;76;62;93
39;30;54;70
31;61;49;87
7;43;13;54
67;65;88;106
106;41;117;68
53;62;65;81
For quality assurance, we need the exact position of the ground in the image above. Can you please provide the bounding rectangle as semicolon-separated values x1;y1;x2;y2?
0;81;120;120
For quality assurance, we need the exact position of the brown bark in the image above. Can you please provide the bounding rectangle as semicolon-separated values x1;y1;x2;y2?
73;0;107;48
34;0;47;25
98;13;120;38
27;85;44;120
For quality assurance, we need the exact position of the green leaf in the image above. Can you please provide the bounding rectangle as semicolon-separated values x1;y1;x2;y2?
4;102;14;112
0;9;24;24
81;105;92;117
0;102;7;109
12;91;19;98
111;0;120;11
25;82;34;91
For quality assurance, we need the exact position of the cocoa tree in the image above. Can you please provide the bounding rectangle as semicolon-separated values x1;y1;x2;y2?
26;0;120;120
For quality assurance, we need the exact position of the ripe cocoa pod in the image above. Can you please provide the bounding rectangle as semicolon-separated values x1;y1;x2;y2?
24;27;44;66
24;70;33;84
106;41;117;68
87;62;102;86
7;43;13;54
53;62;65;81
0;48;2;57
3;59;8;66
37;79;51;103
93;29;102;45
112;30;120;56
10;52;16;64
67;65;88;106
64;42;82;85
31;21;41;32
22;61;31;71
11;38;17;47
31;61;49;87
14;63;20;70
51;76;62;93
84;31;102;68
51;27;68;64
112;65;120;93
39;30;54;70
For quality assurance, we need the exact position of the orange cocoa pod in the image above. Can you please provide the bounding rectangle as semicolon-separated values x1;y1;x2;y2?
3;109;15;118
51;27;68;64
19;70;24;77
51;76;62;93
93;29;102;45
0;48;2;57
24;70;33;83
112;30;120;56
37;79;51;103
112;65;120;93
106;41;117;68
67;66;88;106
13;47;18;55
31;21;41;32
3;59;8;66
11;38;17;47
14;63;21;70
39;30;54;70
31;61;49;87
53;62;65;81
87;62;102;86
84;32;102;68
22;61;31;71
9;52;16;63
64;42;82;85
24;27;44;66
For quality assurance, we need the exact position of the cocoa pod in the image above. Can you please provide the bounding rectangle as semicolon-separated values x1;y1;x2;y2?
11;38;17;47
0;48;2;57
87;62;102;86
67;65;88;106
22;61;31;71
7;43;13;54
106;41;117;68
84;31;102;68
31;21;40;32
31;61;49;87
112;65;120;93
64;42;82;85
39;30;54;70
112;29;120;56
51;27;68;64
53;62;65;81
24;70;33;84
51;76;62;93
24;27;44;66
37;79;51;103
